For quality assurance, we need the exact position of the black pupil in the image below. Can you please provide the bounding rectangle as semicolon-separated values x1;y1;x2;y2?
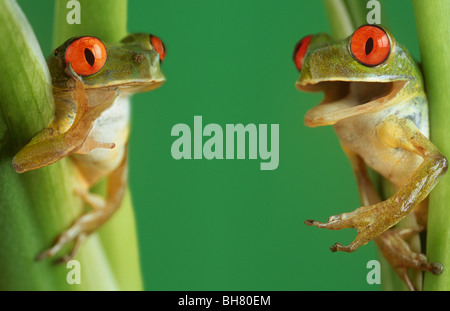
365;37;374;55
84;48;95;66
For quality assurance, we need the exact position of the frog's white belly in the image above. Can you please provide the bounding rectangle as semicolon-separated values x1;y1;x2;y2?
334;107;425;187
71;95;130;182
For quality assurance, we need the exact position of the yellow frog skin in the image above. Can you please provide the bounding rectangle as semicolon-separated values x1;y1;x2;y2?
12;33;166;262
293;25;448;290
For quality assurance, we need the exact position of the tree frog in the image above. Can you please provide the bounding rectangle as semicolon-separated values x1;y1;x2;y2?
293;25;447;290
12;33;166;262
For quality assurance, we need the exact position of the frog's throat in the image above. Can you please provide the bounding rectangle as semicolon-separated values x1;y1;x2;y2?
297;80;408;128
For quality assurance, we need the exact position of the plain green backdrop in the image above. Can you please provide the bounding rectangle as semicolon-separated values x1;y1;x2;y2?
16;0;419;290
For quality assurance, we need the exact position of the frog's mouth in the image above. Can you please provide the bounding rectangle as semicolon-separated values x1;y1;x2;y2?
296;80;407;127
99;78;166;94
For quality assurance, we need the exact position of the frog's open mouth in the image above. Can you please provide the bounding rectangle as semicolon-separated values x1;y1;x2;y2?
296;80;407;127
117;79;166;94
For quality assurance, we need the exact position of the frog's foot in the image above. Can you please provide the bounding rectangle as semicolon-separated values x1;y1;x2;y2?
305;204;383;253
36;229;88;263
375;227;443;291
36;193;106;263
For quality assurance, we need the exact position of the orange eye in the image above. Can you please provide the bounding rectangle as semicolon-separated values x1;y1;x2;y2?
293;35;312;72
350;25;390;67
150;35;166;62
65;37;107;76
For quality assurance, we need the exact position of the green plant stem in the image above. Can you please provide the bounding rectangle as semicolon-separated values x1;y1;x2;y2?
52;0;143;290
0;0;118;290
53;0;127;47
343;0;367;28
323;0;355;39
413;0;450;291
322;0;386;39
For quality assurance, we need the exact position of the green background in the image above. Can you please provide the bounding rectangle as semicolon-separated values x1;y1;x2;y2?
17;0;419;290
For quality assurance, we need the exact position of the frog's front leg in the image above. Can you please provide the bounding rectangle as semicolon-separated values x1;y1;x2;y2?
36;148;128;262
305;115;448;253
340;144;441;290
12;66;118;173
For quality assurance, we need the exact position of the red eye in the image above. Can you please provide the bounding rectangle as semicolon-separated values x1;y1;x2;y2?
150;35;166;62
350;25;390;67
65;37;107;76
293;35;312;72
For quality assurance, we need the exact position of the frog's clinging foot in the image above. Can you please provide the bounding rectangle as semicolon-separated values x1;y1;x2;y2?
35;203;107;263
375;227;443;291
36;232;87;263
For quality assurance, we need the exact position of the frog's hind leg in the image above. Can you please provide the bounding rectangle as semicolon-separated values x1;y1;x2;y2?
375;227;442;291
36;148;128;263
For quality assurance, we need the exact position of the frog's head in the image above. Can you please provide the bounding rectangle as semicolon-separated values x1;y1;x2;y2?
293;25;422;127
48;33;166;94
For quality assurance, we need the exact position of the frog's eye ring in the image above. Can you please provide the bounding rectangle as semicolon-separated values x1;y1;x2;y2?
65;37;107;76
293;35;312;72
350;25;390;67
150;35;166;62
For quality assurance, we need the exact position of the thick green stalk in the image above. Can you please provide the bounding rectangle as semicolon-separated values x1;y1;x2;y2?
53;0;127;47
323;0;355;39
52;0;143;290
413;0;450;291
0;0;118;290
322;0;386;39
343;0;368;28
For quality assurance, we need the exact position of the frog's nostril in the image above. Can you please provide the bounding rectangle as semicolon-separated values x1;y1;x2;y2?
133;53;143;63
293;35;312;72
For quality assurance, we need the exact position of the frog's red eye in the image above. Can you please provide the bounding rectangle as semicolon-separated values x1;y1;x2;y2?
350;25;390;67
150;35;166;62
293;35;312;72
65;37;107;76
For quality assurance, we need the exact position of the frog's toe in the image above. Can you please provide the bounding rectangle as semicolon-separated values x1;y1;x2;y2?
430;262;443;275
330;242;360;253
304;218;339;228
330;243;342;252
304;219;316;226
304;214;352;230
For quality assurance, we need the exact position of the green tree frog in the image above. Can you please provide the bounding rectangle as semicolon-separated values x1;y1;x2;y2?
12;33;166;262
293;25;447;290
